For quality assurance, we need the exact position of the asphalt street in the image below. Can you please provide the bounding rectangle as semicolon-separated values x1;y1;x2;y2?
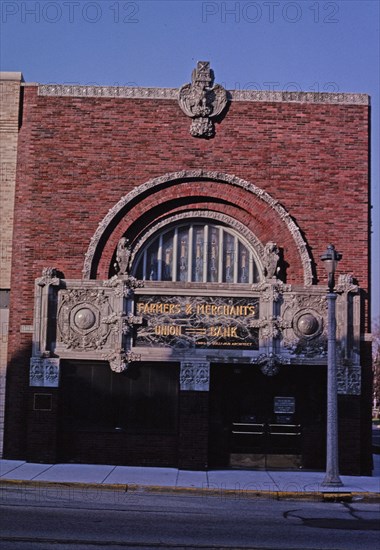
1;486;379;549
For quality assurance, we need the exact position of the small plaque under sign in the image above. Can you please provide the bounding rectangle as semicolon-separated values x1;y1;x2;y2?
274;396;295;415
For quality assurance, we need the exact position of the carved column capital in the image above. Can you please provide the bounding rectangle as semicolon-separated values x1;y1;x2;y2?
180;361;210;391
37;267;60;287
30;357;60;387
335;274;359;294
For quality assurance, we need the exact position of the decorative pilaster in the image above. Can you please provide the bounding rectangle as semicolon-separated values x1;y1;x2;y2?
32;267;61;357
29;268;62;387
252;280;292;374
335;274;361;395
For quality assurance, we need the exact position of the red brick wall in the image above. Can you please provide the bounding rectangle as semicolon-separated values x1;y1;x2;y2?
5;86;370;471
11;87;369;291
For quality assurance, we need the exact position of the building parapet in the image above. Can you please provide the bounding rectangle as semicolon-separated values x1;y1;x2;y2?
0;72;23;81
36;83;369;105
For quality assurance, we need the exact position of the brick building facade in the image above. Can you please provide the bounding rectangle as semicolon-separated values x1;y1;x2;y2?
2;63;372;474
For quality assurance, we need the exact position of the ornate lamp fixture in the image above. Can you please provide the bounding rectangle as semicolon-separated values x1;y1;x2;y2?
320;244;342;292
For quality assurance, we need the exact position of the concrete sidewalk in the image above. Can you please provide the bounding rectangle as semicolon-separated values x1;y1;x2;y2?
1;457;379;500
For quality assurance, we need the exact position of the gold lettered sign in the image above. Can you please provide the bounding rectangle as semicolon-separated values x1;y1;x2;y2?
135;296;259;350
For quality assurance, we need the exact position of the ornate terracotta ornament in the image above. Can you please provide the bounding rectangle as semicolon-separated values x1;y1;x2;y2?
103;349;141;373
263;242;280;279
114;237;132;275
178;61;228;138
292;309;323;340
252;352;291;377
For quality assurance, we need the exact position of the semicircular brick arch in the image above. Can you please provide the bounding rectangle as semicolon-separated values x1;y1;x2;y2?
83;170;313;285
97;197;260;279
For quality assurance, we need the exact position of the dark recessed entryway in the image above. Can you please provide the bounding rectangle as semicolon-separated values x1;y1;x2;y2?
208;363;327;470
58;361;179;466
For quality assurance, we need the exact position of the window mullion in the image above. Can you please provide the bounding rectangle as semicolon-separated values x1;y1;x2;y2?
203;225;208;282
249;252;254;283
233;235;238;283
188;225;193;283
173;228;178;281
218;227;223;283
143;249;147;280
157;235;163;280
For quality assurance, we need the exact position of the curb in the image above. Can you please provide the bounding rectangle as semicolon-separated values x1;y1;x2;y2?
1;478;380;502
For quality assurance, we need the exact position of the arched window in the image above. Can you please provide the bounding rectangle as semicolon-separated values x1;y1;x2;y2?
133;222;260;284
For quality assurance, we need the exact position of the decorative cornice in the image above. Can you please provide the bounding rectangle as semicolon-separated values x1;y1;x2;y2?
38;84;178;99
37;84;369;105
229;90;369;105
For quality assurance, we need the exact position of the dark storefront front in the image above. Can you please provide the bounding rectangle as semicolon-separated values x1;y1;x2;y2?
57;359;326;471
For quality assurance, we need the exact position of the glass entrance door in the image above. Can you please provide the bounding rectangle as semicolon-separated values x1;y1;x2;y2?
209;363;326;470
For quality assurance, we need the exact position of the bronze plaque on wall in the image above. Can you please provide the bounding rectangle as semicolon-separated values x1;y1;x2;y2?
274;397;296;414
135;295;259;350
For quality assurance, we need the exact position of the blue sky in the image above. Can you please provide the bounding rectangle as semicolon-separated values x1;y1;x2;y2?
1;0;379;321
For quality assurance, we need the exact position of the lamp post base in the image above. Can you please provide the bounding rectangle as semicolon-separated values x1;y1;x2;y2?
321;476;344;488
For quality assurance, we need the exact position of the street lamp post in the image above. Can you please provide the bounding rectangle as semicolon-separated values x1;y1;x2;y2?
320;244;343;487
